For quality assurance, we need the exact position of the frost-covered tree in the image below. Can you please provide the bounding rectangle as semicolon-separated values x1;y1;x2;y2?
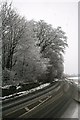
33;20;68;80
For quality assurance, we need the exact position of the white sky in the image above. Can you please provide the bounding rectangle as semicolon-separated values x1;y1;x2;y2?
3;0;78;75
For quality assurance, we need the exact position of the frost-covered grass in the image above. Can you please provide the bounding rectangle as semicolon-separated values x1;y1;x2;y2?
1;83;50;100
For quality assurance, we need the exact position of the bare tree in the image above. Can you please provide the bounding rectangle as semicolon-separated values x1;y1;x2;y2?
1;2;27;70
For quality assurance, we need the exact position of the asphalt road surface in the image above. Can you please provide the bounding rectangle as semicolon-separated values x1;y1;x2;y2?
3;80;80;119
60;99;79;119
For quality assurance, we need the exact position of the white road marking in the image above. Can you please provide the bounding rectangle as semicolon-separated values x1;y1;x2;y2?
25;107;30;111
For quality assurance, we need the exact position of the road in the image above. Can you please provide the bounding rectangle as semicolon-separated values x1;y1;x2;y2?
20;81;79;119
2;82;62;118
17;81;74;119
42;97;79;119
60;99;79;118
2;80;80;119
45;80;80;119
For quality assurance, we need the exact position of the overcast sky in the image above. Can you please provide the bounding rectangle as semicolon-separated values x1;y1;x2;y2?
5;0;78;75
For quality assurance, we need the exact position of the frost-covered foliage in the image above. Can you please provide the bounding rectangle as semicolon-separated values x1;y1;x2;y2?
1;2;68;86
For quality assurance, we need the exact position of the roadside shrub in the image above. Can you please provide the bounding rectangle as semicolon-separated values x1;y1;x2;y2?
17;82;39;92
2;69;10;83
9;85;16;94
2;82;40;96
2;85;16;97
2;88;9;96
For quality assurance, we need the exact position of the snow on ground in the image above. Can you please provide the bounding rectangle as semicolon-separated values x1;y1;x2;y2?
0;83;50;100
68;77;79;85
